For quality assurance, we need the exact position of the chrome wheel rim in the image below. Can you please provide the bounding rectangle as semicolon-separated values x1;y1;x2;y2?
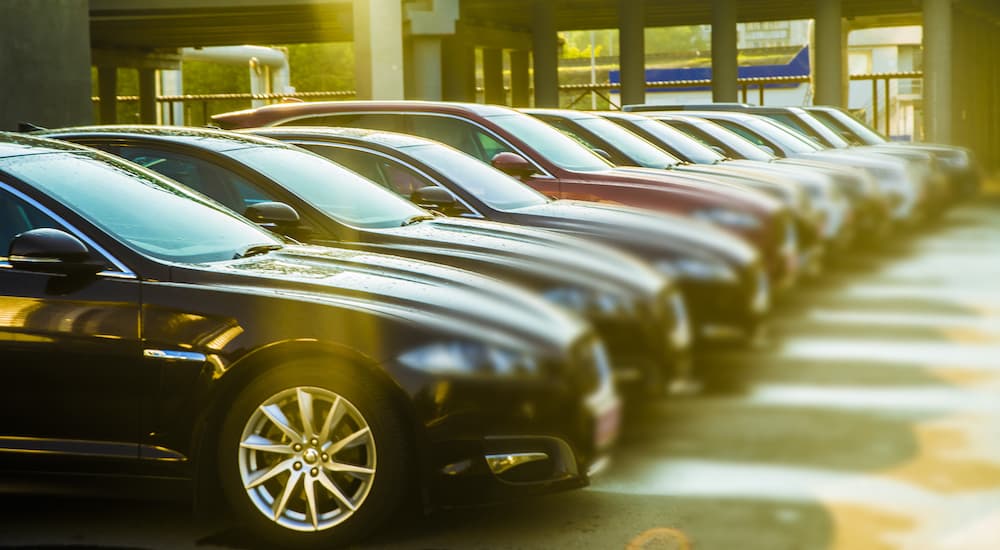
238;386;377;532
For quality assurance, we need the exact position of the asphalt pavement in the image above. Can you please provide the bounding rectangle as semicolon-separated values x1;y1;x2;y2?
2;199;999;550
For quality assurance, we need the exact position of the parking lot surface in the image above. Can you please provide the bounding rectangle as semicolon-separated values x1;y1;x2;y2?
2;201;999;550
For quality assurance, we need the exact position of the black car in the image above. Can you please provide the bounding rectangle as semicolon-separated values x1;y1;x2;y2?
43;126;685;394
246;126;770;348
0;132;621;547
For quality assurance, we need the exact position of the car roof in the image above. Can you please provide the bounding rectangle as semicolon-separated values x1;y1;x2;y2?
248;125;437;149
214;100;519;124
519;108;596;120
593;111;648;121
0;131;96;159
38;125;289;152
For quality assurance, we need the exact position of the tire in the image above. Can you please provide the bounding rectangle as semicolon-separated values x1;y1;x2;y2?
217;358;409;548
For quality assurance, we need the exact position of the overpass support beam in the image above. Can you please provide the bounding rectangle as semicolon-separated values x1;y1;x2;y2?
814;0;844;106
354;0;405;99
618;0;646;107
532;1;559;107
923;0;952;143
0;0;92;130
442;36;476;101
98;67;118;124
138;68;157;124
711;0;738;102
510;50;531;107
483;48;506;105
411;37;443;100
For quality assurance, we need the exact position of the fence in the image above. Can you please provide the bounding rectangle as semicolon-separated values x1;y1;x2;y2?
92;71;922;135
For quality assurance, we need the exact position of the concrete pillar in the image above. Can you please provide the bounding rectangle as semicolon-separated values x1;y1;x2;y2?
442;36;475;102
531;1;560;107
138;68;157;125
353;0;405;99
711;0;738;102
923;0;952;143
618;0;646;107
814;0;844;106
98;67;119;125
510;50;531;107
483;48;506;105
411;36;443;100
0;0;92;130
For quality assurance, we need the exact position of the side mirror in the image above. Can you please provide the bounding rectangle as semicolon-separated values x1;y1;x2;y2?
591;148;614;162
411;186;462;215
8;228;104;275
245;201;300;228
491;152;537;179
709;146;727;156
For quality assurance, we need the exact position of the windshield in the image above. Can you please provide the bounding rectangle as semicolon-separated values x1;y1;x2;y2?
574;116;681;169
712;117;821;155
1;151;280;263
661;118;775;161
811;109;887;145
228;146;428;228
485;113;613;172
631;118;726;164
402;143;549;210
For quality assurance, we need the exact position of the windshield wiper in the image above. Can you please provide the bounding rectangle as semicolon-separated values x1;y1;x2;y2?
233;243;284;259
401;215;436;226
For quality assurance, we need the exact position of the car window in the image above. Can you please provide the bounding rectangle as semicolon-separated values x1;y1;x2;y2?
115;146;275;214
304;145;436;199
0;152;282;264
0;188;63;258
407;116;500;162
485;113;613;172
285;113;403;132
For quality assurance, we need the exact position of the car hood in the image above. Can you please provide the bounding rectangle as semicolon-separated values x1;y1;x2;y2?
590;167;784;215
360;216;668;298
177;244;585;350
511;200;759;266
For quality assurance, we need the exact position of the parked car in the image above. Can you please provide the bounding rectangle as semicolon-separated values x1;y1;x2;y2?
0;132;621;547
647;113;892;241
634;109;924;225
597;111;854;252
43;126;686;394
247;125;770;348
521;108;825;274
212;101;799;290
804;105;981;198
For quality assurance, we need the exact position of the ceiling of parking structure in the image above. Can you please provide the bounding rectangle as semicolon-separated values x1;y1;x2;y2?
459;0;931;31
88;0;354;49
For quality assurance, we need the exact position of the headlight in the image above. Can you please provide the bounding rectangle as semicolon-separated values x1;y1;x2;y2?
657;258;738;283
693;208;762;230
399;341;538;376
543;287;633;316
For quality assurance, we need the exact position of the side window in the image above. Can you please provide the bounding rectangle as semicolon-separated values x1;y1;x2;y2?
714;121;767;147
407;116;513;163
0;189;63;258
304;146;387;185
115;147;279;214
286;113;403;132
304;145;440;201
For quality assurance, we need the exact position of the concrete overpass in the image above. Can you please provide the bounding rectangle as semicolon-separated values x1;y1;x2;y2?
1;0;998;167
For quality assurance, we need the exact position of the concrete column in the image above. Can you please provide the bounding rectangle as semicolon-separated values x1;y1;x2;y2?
442;36;475;102
814;0;844;106
353;0;405;99
98;67;119;124
923;0;952;143
411;36;443;100
483;48;506;105
510;50;531;107
138;68;157;124
531;1;560;107
0;0;92;130
711;0;738;102
618;0;646;107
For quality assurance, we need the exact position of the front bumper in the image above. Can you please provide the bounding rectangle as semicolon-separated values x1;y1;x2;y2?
684;266;771;344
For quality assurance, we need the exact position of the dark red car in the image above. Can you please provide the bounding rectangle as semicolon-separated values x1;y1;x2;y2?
213;102;797;288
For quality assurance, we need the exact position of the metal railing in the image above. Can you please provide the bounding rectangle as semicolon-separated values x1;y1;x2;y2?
92;71;922;134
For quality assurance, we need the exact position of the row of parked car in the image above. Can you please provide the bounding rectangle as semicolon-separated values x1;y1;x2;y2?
0;100;979;547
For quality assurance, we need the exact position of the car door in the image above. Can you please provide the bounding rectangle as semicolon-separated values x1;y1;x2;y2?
0;183;143;471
